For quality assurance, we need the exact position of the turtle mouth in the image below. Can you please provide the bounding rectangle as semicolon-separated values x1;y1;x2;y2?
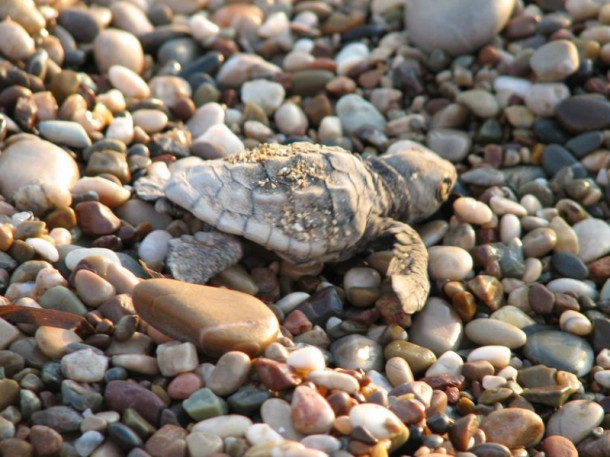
436;174;455;202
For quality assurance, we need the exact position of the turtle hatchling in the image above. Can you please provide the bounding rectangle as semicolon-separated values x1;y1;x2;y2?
163;141;457;314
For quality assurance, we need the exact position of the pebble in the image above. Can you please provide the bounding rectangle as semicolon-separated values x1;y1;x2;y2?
216;53;282;87
187;102;225;138
405;0;516;55
541;435;578;457
194;123;244;157
75;430;105;456
274;101;308;136
555;94;610;133
0;139;79;212
61;348;108;383
335;94;386;134
524;83;571;117
480;408;544;448
426;129;471;163
456;89;500;118
465;319;527;349
291;385;335;435
206;351;251;396
466;345;511;369
530;40;580;81
427;246;473;280
330;335;383;372
546;400;604;444
524;330;594;377
157;341;198;377
0;19;35;62
453;197;493;225
133;279;279;357
349;403;409;448
241;79;285;115
93;28;144;74
573;218;610;263
108;65;150;99
409;297;463;356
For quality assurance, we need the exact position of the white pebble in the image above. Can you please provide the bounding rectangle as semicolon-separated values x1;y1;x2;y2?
499;213;521;243
596;348;610;369
546;278;598;299
108;65;150;98
192;415;252;438
111;354;159;375
138;230;173;271
157;341;199;377
25;237;58;262
520;194;543;215
241;79;286;115
287;346;326;372
497;365;518;380
306;370;360;394
524;83;570;117
64;248;121;271
189;13;220;43
247;423;285;445
274;101;308;136
348;403;406;440
521;257;543;283
49;227;72;246
258;11;290;38
195;123;244;156
187;102;225;138
467;345;511;369
481;375;507;390
300;435;341;454
336;42;370;76
428;246;473;280
453;197;493;225
105;115;134;144
594;370;610;388
318;116;343;143
425;351;463;377
61;348;108;382
276;292;310;314
132;109;168;134
559;310;592;336
489;195;527;217
493;76;533;98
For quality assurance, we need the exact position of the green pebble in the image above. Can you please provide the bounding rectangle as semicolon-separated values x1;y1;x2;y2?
384;340;437;374
475;118;503;145
10;260;52;283
39;285;88;315
183;388;228;421
122;408;156;440
477;387;513;405
522;385;573;408
227;385;271;415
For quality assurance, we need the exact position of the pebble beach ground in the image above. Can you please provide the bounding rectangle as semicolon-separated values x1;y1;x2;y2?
0;0;610;456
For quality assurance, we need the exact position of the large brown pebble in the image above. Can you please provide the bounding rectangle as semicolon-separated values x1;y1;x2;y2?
541;435;578;457
104;380;166;425
133;278;280;357
93;28;144;74
144;424;188;457
480;408;544;448
75;201;122;236
29;425;63;457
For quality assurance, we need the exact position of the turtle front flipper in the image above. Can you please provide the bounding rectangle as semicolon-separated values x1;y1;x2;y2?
381;219;430;315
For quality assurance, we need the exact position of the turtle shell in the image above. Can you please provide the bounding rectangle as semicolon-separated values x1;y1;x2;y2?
164;143;385;264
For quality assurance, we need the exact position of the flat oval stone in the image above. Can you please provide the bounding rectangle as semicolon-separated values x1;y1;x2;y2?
523;330;594;377
480;408;544;448
133;278;280;357
465;319;527;349
405;0;516;55
546;399;604;444
555;94;610;133
530;39;579;82
573;218;610;263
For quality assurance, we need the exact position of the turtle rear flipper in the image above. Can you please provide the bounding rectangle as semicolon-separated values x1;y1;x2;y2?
382;220;430;314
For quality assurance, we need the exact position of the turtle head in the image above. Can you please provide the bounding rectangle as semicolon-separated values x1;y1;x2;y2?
380;141;457;222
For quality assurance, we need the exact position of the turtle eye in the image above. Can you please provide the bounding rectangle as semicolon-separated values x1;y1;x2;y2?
436;175;454;201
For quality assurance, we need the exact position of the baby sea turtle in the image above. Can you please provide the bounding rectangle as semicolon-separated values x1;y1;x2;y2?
164;141;457;314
